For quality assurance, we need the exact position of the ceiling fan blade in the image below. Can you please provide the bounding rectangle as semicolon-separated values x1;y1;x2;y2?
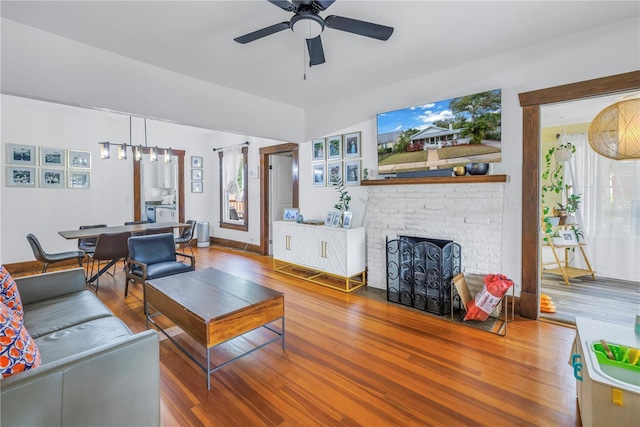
314;0;336;10
267;0;297;12
325;15;394;41
234;22;290;44
306;36;326;66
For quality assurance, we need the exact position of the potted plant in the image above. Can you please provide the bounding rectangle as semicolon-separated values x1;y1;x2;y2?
333;178;351;226
551;231;564;247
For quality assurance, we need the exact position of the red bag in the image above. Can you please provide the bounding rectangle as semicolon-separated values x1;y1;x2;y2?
464;274;514;321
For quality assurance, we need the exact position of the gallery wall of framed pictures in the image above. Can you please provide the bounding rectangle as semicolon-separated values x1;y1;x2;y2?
190;156;203;193
5;144;91;189
311;131;361;187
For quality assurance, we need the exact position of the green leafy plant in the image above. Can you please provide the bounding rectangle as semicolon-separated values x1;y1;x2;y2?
333;178;351;213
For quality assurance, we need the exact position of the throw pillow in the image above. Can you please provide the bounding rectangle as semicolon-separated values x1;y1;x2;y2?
0;301;41;378
0;265;23;318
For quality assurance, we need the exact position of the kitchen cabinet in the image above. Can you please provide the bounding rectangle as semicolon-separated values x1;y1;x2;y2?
272;221;365;292
155;162;174;189
156;206;176;223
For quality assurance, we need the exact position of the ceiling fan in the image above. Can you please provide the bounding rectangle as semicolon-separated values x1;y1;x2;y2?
234;0;394;66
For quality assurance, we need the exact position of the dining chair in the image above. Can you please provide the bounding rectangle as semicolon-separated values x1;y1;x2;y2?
77;224;107;254
174;220;196;256
26;233;84;273
125;220;149;236
88;231;131;292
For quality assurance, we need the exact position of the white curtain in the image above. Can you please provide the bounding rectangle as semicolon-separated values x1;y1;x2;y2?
223;147;240;197
566;132;640;281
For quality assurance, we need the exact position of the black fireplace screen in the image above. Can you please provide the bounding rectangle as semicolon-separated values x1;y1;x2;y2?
386;236;461;315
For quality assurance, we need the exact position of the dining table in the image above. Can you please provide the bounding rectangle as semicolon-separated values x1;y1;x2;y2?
59;222;189;284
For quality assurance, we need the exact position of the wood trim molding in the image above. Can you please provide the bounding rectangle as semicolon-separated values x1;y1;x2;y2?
259;143;299;256
518;70;640;320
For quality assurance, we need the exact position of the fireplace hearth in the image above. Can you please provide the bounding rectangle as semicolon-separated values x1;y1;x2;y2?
386;236;461;315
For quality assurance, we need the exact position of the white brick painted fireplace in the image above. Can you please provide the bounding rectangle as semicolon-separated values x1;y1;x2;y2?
364;182;506;290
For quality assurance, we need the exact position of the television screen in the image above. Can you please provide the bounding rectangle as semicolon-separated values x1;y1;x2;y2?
376;89;501;177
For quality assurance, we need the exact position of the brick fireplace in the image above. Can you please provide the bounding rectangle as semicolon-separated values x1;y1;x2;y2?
364;181;506;290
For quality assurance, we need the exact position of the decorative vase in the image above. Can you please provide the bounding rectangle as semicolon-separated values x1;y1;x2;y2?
552;237;564;246
452;166;467;176
466;163;489;175
546;217;560;226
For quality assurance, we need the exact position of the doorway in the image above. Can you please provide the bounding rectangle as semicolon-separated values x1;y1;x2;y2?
259;143;299;256
518;70;640;319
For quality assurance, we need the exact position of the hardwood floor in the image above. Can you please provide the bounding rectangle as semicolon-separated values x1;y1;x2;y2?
540;272;640;326
40;247;581;426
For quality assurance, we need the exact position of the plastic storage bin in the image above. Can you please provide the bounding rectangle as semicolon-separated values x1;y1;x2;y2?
196;222;210;248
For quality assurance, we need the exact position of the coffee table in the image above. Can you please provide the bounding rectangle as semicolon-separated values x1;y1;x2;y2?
145;268;285;389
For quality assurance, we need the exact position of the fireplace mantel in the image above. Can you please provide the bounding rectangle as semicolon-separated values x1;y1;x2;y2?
361;174;508;186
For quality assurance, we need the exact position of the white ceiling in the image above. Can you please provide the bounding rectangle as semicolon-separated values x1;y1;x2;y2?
2;0;638;115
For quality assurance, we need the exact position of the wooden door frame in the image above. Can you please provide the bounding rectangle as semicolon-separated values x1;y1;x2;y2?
133;148;186;223
259;143;299;256
518;70;640;319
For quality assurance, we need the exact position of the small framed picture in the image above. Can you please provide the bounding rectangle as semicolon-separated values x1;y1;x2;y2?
313;163;326;187
324;211;335;226
6;166;36;187
344;132;361;158
559;230;576;245
312;138;326;162
327;162;342;186
191;169;203;181
191;156;203;168
344;160;361;186
68;170;90;189
6;144;36;165
342;212;353;229
191;181;203;193
330;211;341;227
40;168;65;188
40;147;66;167
283;208;299;221
68;150;91;169
326;135;343;160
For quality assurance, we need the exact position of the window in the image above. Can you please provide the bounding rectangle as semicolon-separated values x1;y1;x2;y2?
219;146;248;230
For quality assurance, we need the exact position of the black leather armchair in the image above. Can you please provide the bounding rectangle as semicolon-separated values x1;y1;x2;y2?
125;233;195;298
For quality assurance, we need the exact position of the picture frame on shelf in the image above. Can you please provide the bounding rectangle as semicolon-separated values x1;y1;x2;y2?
344;132;361;158
39;168;65;188
6;166;36;187
312;139;326;162
68;150;91;169
330;211;341;227
344;160;361;186
39;147;66;167
326;135;343;160
68;170;90;189
558;230;576;245
191;181;203;193
327;162;342;186
7;144;36;165
313;163;326;187
283;208;299;221
342;211;353;229
324;211;334;226
191;169;203;181
191;156;203;168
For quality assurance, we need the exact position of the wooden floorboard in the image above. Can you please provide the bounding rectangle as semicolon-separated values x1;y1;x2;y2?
22;246;582;426
540;272;639;326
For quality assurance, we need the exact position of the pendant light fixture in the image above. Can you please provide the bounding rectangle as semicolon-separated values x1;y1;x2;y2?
164;148;172;163
588;98;640;160
98;115;175;161
99;141;110;159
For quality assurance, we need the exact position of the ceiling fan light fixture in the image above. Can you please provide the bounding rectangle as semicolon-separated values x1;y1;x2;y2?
291;13;324;39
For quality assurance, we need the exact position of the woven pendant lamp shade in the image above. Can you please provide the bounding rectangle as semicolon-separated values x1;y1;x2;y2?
588;98;640;160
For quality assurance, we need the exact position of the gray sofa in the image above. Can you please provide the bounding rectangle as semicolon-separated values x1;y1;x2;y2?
0;268;160;427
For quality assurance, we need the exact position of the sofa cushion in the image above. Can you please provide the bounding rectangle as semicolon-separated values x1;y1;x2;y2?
0;302;41;377
0;265;23;317
34;316;132;364
23;290;113;339
131;261;194;280
128;234;177;265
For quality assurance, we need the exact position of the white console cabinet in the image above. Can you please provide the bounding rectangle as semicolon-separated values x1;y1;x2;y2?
272;221;366;292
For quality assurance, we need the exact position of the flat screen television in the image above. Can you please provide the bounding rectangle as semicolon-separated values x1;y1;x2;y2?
376;89;501;178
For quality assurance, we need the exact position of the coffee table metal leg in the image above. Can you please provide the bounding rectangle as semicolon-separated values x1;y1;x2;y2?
207;347;211;390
